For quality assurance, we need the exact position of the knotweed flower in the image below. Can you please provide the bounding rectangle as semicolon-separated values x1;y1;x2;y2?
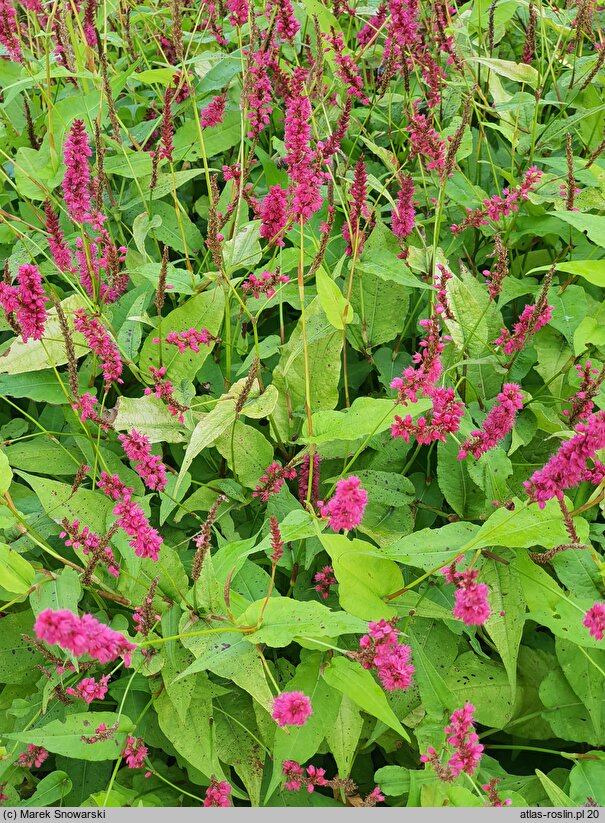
271;691;313;726
242;270;289;299
0;264;48;343
319;475;368;531
98;471;164;561
269;0;299;41
0;0;22;61
314;565;336;599
343;157;370;255
259;185;290;247
63;120;94;223
451;167;543;233
119;429;167;492
204;777;232;807
392;387;464;445
442;560;491;625
73;309;123;388
494;300;553;355
524;411;605;508
282;761;328;793
226;0;247;26
123;737;147;769
200;93;226;127
325;29;367;102
18;746;48;769
458;384;524;459
356;619;415;692
298;453;321;506
444;703;484;777
44;201;73;272
421;703;484;779
34;608;136;665
583;602;605;640
407;104;446;172
391;174;416;239
66;674;110;704
252;462;297;502
244;49;273;139
144;365;189;423
269;516;284;563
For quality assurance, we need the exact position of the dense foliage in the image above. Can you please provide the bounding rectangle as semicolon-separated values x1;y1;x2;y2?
0;0;605;808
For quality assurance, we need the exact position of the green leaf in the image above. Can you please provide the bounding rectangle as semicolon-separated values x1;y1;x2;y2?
0;611;44;684
384;522;480;570
18;771;72;807
514;550;603;649
29;567;81;616
465;498;590;552
318;533;403;620
358;241;433;290
173;110;241;162
569;759;605;806
223;221;262;274
322;656;410;739
214;421;274;488
483;554;525;694
113;395;189;443
151;200;203;254
446;652;514;728
177;622;274;711
548;259;605;286
556;638;605;736
237;597;368;646
139;287;225;386
325;695;363;778
269;653;342;799
5;713;134;760
272;297;343;440
15;471;114;534
549;212;605;248
155;690;225;781
0;450;13;495
132;213;162;257
408;619;458;716
301;395;431;445
315;267;353;330
0;542;35;594
472;58;539;87
535;770;575;807
0;294;87;375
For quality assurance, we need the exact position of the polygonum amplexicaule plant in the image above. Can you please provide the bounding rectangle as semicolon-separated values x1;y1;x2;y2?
2;0;605;807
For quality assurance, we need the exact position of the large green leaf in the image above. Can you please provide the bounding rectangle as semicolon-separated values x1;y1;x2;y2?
318;533;403;620
139;288;225;385
322;656;410;739
237;597;368;646
272;297;343;440
5;713;134;761
0;542;35;594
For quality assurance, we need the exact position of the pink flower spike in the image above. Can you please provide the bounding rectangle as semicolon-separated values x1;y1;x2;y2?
458;384;524;459
34;608;136;665
62;119;94;224
524;411;605;508
200;93;227;128
583;602;605;640
271;691;313;726
73;309;123;388
320;475;368;532
123;736;148;769
119;429;167;492
18;745;48;769
204;777;232;807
